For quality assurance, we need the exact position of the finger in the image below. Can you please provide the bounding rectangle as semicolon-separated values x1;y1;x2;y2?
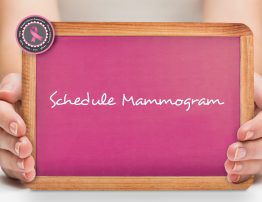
226;173;250;184
227;140;262;161
237;111;262;141
0;101;26;137
2;167;36;182
254;72;262;109
225;159;262;175
0;150;34;172
0;73;21;104
224;160;250;183
0;129;32;158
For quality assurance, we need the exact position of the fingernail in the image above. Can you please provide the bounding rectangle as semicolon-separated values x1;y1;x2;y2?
232;163;243;172
245;131;254;140
22;172;29;179
231;174;240;183
17;160;24;170
0;82;13;91
9;122;18;136
14;142;21;155
234;147;247;160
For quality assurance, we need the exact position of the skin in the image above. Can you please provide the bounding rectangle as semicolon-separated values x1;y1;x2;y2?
204;0;262;183
0;0;59;182
0;0;261;183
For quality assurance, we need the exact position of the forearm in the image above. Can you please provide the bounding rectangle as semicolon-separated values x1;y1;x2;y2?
0;0;60;79
203;0;262;75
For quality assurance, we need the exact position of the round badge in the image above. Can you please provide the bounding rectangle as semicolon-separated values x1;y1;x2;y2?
16;15;55;54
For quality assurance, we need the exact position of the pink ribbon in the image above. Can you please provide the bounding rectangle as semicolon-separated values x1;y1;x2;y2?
30;26;43;43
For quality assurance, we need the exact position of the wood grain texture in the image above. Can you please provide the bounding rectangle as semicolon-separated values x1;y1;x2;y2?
240;35;254;125
53;22;252;36
21;52;36;160
25;176;254;190
239;35;255;188
21;22;254;190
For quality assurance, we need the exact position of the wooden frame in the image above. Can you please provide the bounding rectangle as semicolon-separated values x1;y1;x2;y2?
21;22;254;190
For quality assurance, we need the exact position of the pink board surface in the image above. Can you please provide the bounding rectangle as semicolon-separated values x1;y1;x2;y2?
36;36;240;176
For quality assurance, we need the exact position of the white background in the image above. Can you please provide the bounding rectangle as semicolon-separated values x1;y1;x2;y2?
0;0;261;201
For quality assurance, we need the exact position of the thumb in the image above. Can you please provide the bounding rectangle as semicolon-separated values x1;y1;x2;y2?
0;73;22;104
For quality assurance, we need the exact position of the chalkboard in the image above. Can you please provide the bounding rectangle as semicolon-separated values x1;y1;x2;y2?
22;22;254;190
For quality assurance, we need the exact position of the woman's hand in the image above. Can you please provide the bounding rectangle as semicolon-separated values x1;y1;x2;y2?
225;72;262;183
0;73;35;182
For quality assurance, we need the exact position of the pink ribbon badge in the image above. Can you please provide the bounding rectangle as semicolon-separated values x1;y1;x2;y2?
30;26;43;43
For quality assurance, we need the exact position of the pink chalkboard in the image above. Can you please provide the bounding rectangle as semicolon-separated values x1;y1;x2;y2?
35;35;240;176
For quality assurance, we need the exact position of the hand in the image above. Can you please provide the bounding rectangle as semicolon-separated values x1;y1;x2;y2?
0;73;35;182
225;72;262;183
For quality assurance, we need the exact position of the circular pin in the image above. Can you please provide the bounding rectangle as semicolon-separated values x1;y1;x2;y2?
16;15;55;54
